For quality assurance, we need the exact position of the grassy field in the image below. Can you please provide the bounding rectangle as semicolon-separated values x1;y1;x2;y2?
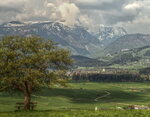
1;110;150;117
1;82;150;112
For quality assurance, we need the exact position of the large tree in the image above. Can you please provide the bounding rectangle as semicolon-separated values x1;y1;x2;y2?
0;36;72;110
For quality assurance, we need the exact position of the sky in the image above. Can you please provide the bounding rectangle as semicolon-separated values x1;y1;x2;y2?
0;0;150;33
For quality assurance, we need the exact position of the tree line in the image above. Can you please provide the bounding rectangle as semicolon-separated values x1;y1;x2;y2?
72;71;150;82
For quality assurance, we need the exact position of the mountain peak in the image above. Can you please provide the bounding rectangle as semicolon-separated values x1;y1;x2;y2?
9;21;23;24
1;21;25;27
94;25;127;46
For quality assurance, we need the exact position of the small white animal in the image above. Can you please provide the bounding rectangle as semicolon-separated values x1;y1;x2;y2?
95;106;98;111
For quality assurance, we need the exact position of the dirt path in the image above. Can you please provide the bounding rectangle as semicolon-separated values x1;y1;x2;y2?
117;103;131;106
94;91;111;101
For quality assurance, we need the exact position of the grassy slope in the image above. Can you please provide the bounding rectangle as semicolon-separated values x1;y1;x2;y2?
1;82;150;112
98;46;150;70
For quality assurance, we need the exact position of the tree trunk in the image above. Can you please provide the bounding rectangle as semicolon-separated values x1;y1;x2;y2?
24;93;31;110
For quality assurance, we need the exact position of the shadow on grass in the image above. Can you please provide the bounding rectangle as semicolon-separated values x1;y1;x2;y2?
34;87;145;104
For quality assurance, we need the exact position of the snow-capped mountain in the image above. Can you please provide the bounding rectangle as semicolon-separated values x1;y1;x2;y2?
0;21;101;57
94;25;127;46
2;21;148;58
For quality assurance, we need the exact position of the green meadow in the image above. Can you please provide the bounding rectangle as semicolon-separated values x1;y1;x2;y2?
1;82;150;112
1;110;150;117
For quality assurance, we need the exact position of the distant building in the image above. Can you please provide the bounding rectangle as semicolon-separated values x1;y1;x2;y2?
121;49;130;52
102;69;106;72
127;105;150;110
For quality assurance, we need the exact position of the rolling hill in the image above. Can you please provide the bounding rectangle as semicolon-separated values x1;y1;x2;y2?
104;34;150;54
72;55;106;67
103;46;150;67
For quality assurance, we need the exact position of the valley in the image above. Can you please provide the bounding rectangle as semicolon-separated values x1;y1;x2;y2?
1;0;150;116
0;21;150;116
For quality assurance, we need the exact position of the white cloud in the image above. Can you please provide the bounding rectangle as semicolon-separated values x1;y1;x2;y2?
75;0;98;4
124;2;142;10
79;15;93;29
13;0;80;26
0;0;26;5
58;2;80;26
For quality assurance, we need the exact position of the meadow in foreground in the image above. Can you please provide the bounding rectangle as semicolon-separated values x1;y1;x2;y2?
1;82;150;112
1;110;150;117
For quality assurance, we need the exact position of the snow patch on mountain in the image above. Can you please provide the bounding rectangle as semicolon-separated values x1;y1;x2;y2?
94;25;127;45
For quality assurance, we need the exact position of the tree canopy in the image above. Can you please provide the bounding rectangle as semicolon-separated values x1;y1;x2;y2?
0;36;72;110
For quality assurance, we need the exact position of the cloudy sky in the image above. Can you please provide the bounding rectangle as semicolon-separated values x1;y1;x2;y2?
0;0;150;33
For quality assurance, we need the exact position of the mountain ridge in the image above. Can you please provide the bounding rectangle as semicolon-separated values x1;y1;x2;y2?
0;21;101;56
104;33;150;54
1;21;150;59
